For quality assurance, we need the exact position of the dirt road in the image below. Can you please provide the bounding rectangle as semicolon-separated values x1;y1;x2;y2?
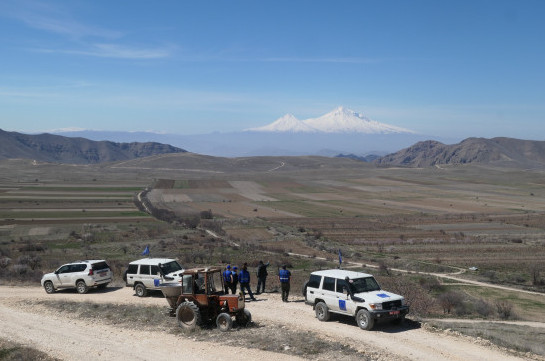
1;286;542;361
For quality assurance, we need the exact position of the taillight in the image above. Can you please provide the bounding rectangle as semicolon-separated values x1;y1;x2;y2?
88;269;94;276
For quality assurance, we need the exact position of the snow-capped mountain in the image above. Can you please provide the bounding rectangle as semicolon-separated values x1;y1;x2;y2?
247;106;414;134
246;114;316;132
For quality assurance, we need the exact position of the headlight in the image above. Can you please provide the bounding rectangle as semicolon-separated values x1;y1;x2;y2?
369;303;382;310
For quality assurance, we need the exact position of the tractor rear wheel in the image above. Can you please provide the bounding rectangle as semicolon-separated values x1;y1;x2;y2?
216;313;233;332
176;302;202;330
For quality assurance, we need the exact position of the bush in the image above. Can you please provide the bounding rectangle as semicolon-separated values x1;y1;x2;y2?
495;300;515;320
437;291;464;314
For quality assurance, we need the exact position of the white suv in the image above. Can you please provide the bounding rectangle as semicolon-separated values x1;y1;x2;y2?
304;269;409;330
41;260;112;294
124;258;184;297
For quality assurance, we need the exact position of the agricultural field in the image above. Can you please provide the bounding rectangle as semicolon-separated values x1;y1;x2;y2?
1;154;544;325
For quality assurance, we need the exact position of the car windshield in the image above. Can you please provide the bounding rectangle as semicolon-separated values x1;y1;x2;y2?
160;261;183;274
349;277;381;293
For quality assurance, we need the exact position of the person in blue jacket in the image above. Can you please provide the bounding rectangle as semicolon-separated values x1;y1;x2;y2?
230;266;239;294
278;264;291;302
222;265;233;294
238;263;256;301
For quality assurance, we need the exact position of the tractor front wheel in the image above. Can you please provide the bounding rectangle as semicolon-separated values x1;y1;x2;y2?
216;313;233;332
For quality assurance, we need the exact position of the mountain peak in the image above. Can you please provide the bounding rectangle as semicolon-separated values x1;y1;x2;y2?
247;106;415;134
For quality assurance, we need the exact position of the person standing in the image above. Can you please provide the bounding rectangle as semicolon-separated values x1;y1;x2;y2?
222;265;233;294
230;266;239;294
255;260;270;294
278;265;291;302
239;263;256;301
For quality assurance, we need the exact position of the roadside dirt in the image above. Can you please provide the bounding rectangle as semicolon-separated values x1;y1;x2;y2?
1;286;543;361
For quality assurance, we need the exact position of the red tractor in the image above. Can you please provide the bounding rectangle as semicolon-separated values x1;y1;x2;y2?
160;267;251;332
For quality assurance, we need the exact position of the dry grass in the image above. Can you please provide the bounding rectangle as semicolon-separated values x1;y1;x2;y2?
0;338;61;361
30;299;366;360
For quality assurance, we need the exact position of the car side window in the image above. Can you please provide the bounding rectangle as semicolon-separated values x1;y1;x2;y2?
139;265;151;275
57;265;70;274
336;278;349;294
151;265;160;275
127;264;138;274
308;274;322;288
73;264;86;272
322;277;335;291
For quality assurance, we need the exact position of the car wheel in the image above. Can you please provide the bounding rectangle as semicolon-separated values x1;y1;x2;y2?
235;309;252;327
176;302;202;330
43;281;55;294
134;283;148;297
97;283;108;290
216;312;233;332
356;309;374;330
315;301;330;321
76;280;89;294
302;281;309;300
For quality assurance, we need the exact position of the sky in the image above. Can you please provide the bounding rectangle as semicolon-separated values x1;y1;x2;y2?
0;0;544;140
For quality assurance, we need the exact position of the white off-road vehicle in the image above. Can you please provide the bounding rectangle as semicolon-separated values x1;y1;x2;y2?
304;269;409;330
124;258;184;297
41;260;112;294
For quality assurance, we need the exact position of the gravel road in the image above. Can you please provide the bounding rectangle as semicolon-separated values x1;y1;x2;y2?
0;285;541;361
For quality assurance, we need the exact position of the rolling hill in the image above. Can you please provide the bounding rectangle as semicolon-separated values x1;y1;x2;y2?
375;137;545;168
0;129;186;164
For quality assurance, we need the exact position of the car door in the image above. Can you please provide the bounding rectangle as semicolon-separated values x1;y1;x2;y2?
58;265;77;287
320;276;339;312
336;278;357;315
138;264;154;287
53;265;70;287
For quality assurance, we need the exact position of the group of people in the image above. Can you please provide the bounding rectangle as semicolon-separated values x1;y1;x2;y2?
222;261;292;302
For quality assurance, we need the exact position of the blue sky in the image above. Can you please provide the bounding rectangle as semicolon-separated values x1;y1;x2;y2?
1;0;544;139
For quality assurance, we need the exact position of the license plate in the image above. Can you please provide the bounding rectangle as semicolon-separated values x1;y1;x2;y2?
389;310;400;315
99;272;106;277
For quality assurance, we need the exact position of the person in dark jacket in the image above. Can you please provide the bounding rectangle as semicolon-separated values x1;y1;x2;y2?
230;266;239;294
278;265;291;302
239;263;256;301
255;260;270;294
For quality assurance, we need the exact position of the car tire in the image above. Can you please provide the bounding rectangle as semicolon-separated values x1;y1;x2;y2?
176;302;202;330
43;281;55;294
356;309;374;330
134;283;148;297
76;280;89;294
315;301;330;321
235;309;252;327
97;283;108;290
216;312;233;332
302;281;308;300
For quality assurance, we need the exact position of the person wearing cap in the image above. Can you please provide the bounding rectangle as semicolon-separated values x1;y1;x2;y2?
238;263;256;301
230;266;239;294
222;265;233;294
278;265;291;302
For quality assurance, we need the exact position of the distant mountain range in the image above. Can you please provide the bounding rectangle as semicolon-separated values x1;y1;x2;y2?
375;137;545;168
2;128;544;169
0;129;186;164
50;107;432;157
246;106;414;134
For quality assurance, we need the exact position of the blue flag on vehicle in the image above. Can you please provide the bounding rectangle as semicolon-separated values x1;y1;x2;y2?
338;249;342;267
142;245;150;256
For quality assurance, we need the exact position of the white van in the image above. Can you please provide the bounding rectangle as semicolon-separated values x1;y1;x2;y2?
124;258;184;297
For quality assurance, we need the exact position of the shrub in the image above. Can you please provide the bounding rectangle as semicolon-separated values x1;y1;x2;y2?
495;300;515;320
